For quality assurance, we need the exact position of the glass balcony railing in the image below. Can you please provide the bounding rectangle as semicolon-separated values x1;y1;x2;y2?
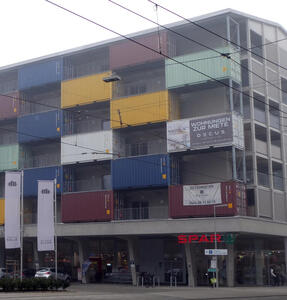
257;172;270;187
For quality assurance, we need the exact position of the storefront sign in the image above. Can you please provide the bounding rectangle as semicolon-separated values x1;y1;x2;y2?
183;183;221;206
205;249;228;256
178;233;236;244
4;172;21;249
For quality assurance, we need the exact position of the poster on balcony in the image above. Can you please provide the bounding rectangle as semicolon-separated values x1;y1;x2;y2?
4;171;21;249
190;113;233;149
37;180;54;251
183;183;221;206
167;119;190;152
232;113;244;149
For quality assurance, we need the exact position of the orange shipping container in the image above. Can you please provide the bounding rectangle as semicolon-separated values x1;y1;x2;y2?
61;71;113;108
0;198;4;225
110;90;179;128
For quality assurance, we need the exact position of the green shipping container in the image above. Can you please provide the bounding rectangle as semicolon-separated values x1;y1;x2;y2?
0;144;19;171
165;46;241;89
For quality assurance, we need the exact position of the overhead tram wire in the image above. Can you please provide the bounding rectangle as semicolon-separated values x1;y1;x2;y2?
108;0;284;98
147;0;287;72
44;0;287;124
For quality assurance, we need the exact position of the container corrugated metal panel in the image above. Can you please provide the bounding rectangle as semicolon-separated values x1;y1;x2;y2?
18;110;62;143
0;198;4;225
165;46;241;89
111;91;170;128
23;166;62;196
169;181;246;218
61;71;112;108
61;130;114;164
110;32;167;69
112;154;171;189
0;91;20;120
0;144;19;171
18;59;63;90
62;191;113;222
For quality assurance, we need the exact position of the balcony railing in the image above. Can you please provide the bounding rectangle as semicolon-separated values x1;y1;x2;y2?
63;176;111;193
273;175;284;191
114;206;168;220
125;141;166;157
22;153;60;169
257;172;270;187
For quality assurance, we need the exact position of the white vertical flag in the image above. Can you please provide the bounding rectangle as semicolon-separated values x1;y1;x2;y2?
37;180;54;251
5;172;21;249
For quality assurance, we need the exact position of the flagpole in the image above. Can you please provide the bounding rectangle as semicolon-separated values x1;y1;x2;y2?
20;170;24;281
54;178;57;280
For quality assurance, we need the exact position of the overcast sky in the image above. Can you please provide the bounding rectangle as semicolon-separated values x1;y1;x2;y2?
1;0;287;68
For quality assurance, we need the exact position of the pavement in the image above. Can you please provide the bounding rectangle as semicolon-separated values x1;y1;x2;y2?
1;284;287;299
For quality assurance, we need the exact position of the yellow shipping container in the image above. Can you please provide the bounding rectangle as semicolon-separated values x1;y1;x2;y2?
61;71;113;108
111;91;179;128
0;198;4;225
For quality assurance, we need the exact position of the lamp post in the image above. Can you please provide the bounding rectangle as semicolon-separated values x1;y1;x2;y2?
213;203;232;288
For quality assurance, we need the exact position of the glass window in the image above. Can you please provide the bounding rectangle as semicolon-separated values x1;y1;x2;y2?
281;78;287;104
250;30;263;62
253;92;266;123
257;156;270;187
269;100;280;129
272;161;284;191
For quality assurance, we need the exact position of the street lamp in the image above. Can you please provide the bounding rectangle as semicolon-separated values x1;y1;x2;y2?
213;203;232;288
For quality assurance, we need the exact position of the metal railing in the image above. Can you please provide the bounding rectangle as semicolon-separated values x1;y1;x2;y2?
114;206;168;220
125;141;166;157
22;154;60;169
63;177;111;193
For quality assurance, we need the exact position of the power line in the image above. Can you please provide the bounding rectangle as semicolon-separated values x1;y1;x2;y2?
147;0;287;72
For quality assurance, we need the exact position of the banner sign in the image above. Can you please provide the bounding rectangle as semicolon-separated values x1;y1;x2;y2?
167;119;190;152
5;172;21;249
37;180;54;251
190;114;233;148
183;183;221;206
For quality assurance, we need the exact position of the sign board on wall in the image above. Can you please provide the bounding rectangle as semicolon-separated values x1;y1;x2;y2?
183;183;221;206
167;113;244;152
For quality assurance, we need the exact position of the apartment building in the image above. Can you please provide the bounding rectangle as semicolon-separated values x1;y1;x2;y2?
0;8;287;286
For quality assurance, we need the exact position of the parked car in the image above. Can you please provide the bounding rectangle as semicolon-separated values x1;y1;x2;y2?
0;268;7;278
35;268;71;282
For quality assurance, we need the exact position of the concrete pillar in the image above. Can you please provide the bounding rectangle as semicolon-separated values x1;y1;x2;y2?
226;243;235;287
255;240;264;286
32;239;39;270
284;238;287;276
184;243;196;287
127;238;137;286
78;240;85;283
0;239;5;267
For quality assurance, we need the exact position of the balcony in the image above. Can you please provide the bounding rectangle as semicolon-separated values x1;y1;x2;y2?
257;172;270;187
63;176;111;193
114;206;168;220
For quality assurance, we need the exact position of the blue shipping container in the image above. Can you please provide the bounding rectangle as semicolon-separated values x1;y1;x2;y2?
18;110;62;143
23;166;62;196
18;59;63;90
112;154;177;190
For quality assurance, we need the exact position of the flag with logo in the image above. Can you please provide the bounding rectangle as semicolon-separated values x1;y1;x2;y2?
37;180;54;251
5;171;21;249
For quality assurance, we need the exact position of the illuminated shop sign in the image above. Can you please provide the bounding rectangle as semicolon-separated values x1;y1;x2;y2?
178;233;236;244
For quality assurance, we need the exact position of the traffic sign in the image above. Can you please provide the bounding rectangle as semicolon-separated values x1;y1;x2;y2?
204;249;228;256
208;268;216;272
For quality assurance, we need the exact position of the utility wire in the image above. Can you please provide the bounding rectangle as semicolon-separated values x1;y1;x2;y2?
147;0;287;72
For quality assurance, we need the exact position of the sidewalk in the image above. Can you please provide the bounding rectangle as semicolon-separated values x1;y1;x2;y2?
67;283;287;299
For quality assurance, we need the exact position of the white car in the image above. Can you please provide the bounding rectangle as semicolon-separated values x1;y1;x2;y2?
0;268;7;278
35;268;71;282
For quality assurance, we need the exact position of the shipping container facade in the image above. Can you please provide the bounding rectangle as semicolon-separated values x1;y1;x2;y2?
0;144;19;171
23;166;62;196
0;91;20;120
110;90;177;129
110;32;167;69
169;181;246;218
112;154;178;190
61;190;113;222
61;130;119;164
61;71;113;108
18;59;63;90
0;198;4;225
18;110;62;143
165;46;241;89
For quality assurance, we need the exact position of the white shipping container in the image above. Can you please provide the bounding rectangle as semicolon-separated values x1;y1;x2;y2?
61;130;116;164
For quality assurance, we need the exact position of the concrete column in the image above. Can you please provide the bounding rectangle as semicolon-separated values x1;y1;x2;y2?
32;239;39;270
78;240;85;283
127;238;137;286
0;239;5;268
184;243;196;287
284;238;287;276
226;243;235;287
255;240;264;286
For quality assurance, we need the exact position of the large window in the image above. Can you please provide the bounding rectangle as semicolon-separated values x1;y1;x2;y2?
253;92;266;123
250;30;263;62
281;77;287;104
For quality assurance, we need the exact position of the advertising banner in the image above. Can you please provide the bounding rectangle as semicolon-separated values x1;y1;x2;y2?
4;172;21;249
167;119;190;152
183;183;221;206
190;114;233;149
37;180;54;251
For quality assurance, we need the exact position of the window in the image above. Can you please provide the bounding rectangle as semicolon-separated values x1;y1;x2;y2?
253;92;266;123
281;77;287;104
250;30;263;62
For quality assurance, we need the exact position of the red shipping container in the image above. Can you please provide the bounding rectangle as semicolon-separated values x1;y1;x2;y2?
62;190;113;223
0;91;20;120
110;32;168;69
169;181;246;218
